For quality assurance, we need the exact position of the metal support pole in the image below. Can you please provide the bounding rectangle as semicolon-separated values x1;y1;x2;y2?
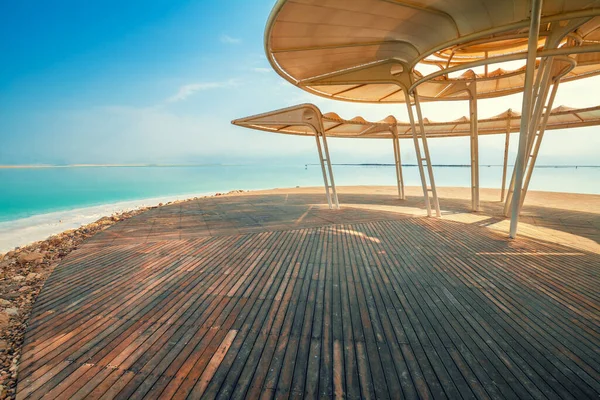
509;0;543;238
392;126;405;200
503;56;554;215
314;133;333;209
405;100;431;216
527;57;555;149
414;93;441;217
405;91;442;216
321;130;340;209
469;88;480;211
504;61;559;215
500;113;511;202
519;81;560;209
393;138;405;199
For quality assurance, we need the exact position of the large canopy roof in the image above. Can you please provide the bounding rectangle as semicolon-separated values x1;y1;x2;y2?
232;104;600;139
265;0;600;102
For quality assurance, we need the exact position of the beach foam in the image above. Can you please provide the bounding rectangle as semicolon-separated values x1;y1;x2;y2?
0;192;215;253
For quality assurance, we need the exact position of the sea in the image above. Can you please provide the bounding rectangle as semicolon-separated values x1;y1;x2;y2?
0;164;598;252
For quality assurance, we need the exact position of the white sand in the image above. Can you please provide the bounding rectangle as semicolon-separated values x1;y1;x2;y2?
0;192;215;254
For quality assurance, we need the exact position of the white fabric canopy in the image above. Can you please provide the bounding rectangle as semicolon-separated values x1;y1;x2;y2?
265;0;600;102
233;103;600;139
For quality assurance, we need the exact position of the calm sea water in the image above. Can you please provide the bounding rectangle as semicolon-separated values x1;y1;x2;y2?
0;165;598;223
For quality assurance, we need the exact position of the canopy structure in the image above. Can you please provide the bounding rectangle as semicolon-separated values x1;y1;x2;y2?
243;0;600;237
266;0;600;103
233;104;600;140
233;103;600;212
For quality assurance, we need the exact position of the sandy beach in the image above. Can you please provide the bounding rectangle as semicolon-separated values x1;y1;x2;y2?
0;191;228;254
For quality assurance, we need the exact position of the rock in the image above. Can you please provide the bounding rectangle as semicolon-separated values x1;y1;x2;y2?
0;300;10;307
11;276;25;283
3;309;18;317
0;314;8;328
0;341;7;352
8;360;17;372
18;252;44;264
48;236;63;246
18;286;31;293
25;273;41;282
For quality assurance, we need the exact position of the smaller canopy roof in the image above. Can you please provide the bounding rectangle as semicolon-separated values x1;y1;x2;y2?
232;104;600;139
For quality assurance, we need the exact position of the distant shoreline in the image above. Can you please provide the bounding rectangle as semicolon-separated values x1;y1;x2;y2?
2;163;599;169
307;163;600;168
0;164;222;169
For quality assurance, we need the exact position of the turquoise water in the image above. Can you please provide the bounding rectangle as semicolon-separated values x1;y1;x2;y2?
0;165;598;223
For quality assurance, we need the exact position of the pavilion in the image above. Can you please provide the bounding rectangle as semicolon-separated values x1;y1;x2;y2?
233;0;600;237
233;103;600;212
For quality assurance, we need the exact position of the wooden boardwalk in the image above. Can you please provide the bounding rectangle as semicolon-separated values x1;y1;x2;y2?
17;187;600;399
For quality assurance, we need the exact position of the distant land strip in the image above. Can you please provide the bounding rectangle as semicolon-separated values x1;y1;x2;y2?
307;163;600;168
0;164;226;169
1;163;598;169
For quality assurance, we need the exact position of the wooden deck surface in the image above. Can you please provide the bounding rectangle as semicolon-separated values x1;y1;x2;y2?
17;187;600;399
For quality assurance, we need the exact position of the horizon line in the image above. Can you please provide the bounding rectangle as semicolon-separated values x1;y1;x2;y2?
1;163;599;169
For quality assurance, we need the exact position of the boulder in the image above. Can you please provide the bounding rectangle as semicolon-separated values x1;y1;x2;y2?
3;309;18;317
18;252;44;264
25;273;41;282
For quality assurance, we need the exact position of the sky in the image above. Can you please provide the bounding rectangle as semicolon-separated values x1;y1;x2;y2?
0;0;599;166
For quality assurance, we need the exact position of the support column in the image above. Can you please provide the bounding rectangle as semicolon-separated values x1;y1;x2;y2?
500;112;511;202
321;130;340;209
503;56;555;216
509;0;543;238
519;82;559;209
405;89;441;217
468;83;480;211
314;133;333;209
314;129;339;210
392;126;405;200
504;58;559;216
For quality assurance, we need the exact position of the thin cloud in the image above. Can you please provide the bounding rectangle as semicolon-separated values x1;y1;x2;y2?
220;34;241;44
167;80;238;102
252;67;271;73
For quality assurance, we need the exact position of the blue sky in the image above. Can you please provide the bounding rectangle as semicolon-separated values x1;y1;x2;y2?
1;0;599;166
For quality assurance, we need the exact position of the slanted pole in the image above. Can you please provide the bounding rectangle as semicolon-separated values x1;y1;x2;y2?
509;0;543;238
405;100;431;216
500;112;511;202
503;56;554;215
504;55;557;215
314;132;333;209
392;126;405;199
469;88;480;211
519;81;559;209
414;93;441;217
406;93;438;216
321;129;340;209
